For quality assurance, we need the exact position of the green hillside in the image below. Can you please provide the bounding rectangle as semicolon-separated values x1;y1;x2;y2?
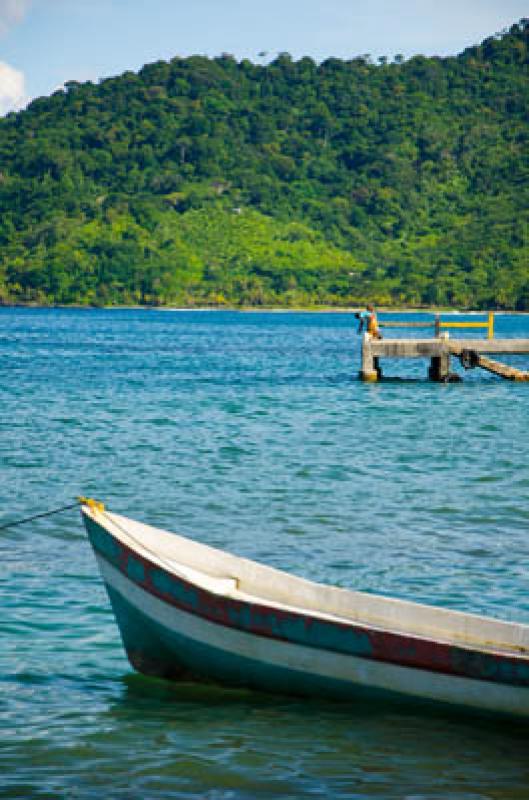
0;20;528;308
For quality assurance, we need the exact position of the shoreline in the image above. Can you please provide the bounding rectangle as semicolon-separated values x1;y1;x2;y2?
0;303;527;315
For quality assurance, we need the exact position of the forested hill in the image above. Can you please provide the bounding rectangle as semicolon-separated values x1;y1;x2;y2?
0;20;528;308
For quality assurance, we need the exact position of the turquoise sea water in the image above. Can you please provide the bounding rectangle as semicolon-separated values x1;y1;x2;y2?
1;308;529;799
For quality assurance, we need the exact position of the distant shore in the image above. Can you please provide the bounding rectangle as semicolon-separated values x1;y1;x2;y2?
0;303;527;315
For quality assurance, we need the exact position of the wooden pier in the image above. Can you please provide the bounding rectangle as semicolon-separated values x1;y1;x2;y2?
360;316;529;382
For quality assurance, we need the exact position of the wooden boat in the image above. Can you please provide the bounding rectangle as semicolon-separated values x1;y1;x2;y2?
81;500;529;716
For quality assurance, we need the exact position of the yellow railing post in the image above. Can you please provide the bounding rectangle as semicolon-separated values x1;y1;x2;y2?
488;311;494;339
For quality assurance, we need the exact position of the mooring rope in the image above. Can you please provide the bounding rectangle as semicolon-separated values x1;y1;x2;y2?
0;500;80;531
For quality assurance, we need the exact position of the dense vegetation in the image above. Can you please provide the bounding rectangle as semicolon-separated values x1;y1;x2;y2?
0;20;527;308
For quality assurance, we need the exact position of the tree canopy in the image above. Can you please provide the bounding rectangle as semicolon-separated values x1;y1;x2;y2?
0;20;527;308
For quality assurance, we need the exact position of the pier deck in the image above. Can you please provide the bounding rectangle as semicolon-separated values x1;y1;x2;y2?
361;335;529;382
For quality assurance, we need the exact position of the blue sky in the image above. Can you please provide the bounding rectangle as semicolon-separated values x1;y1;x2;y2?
0;0;527;114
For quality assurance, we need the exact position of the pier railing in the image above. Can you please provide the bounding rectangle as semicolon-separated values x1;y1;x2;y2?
435;311;494;340
379;312;495;339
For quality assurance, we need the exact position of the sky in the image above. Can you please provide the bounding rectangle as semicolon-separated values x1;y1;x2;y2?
0;0;527;115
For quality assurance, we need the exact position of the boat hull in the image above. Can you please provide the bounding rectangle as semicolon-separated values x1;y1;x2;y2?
84;511;529;716
95;553;529;716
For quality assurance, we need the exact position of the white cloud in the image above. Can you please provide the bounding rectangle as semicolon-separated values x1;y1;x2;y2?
0;0;32;36
0;60;28;114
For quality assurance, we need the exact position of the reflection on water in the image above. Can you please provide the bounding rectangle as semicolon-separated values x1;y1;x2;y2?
3;675;529;798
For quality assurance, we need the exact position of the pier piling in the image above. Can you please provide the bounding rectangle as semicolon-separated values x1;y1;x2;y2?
359;334;380;381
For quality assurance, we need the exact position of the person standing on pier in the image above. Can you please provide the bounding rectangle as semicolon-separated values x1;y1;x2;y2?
356;304;382;339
